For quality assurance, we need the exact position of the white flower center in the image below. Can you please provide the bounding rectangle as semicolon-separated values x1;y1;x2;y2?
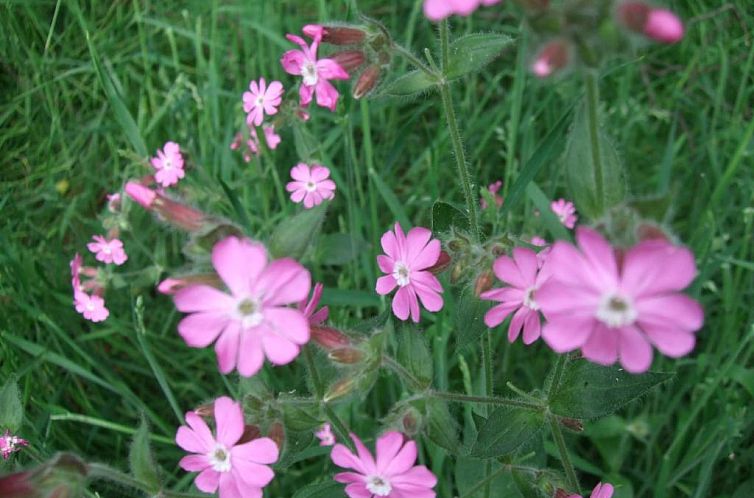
237;298;264;328
305;181;317;192
365;475;392;496
392;261;411;287
208;444;232;473
86;301;95;312
596;293;637;328
302;62;319;86
256;95;265;107
163;158;173;170
523;286;539;310
102;245;112;254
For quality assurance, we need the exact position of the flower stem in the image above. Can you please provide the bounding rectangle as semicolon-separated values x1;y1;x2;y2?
430;390;542;411
584;70;604;214
548;415;581;495
303;345;325;399
383;354;427;391
393;43;435;76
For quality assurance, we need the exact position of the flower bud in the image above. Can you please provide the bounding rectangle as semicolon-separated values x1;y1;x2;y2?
324;377;356;402
450;263;464;284
331;50;367;72
157;197;208;232
125;181;156;209
554;489;570;498
328;347;365;365
531;40;570;78
311;326;352;350
618;2;684;44
268;422;285;450
353;64;381;99
636;222;671;243
401;406;422;437
474;270;495;296
157;274;223;295
427;250;451;274
321;25;367;45
238;425;262;445
0;471;34;498
559;417;584;432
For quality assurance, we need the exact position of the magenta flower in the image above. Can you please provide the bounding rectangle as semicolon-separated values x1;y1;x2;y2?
173;236;311;377
285;163;336;209
550;198;578;229
74;291;109;322
87;235;128;265
176;396;279;497
376;223;444;323
243;78;284;127
331;431;437;498
423;0;500;21
537;227;703;373
0;431;28;460
315;423;335;446
150;141;185;188
481;248;551;345
281;27;349;111
568;482;615;498
299;282;329;326
480;180;504;209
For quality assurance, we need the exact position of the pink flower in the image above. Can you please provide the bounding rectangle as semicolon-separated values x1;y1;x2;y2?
376;223;444;323
331;431;437;498
150;141;185;188
263;125;281;150
173;236;311;377
550;198;578;229
125;181;157;209
481;248;550;345
74;291;109;322
243;78;284;127
281;27;350;111
70;253;83;290
568;482;615;498
299;282;329;326
530;236;551;267
537;227;704;373
315;423;335;446
176;396;279;497
87;235;128;265
285;163;336;209
423;0;500;21
0;431;28;460
618;2;684;44
480;180;504;209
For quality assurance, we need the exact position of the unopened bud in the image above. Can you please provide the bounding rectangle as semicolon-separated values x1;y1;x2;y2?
618;2;684;44
531;40;570;78
311;326;351;350
427;250;451;274
353;64;381;99
554;489;570;498
331;50;367;72
157;274;223;295
268;422;285;450
235;425;261;446
450;263;464;284
125;181;157;209
401;407;422;437
559;417;584;432
194;403;214;418
474;270;495;296
157;197;208;232
636;223;670;242
329;347;364;364
321;25;367;45
324;377;356;402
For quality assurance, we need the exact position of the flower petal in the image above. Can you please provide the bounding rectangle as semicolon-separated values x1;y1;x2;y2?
542;317;594;353
177;312;228;348
618;326;653;373
232;437;279;465
212;237;267;297
214;396;244;447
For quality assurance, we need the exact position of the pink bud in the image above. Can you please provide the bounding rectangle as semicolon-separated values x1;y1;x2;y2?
156;197;208;232
644;8;684;43
321;26;367;45
331;50;367;72
157;274;223;295
353;64;381;99
531;40;570;78
125;181;156;209
311;326;352;350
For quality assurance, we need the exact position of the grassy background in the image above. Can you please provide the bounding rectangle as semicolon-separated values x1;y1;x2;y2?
1;0;753;496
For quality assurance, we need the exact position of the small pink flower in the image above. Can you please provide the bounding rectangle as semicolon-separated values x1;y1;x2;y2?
286;163;336;209
530;236;551;266
423;0;500;21
537;227;704;373
243;78;284;127
332;431;437;498
74;291;109;322
173;236;311;377
569;482;615;498
550;198;578;229
299;282;329;326
150;141;185;188
125;181;157;209
315;423;335;446
480;180;504;209
0;431;28;460
87;235;128;265
281;27;350;111
176;396;279;497
376;223;444;323
263;125;281;150
70;253;83;290
481;248;550;345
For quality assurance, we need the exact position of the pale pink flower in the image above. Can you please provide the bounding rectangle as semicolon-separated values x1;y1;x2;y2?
376;223;444;323
568;482;615;498
285;163;336;209
537;227;704;373
423;0;500;21
150;141;185;188
87;235;128;265
176;396;279;497
0;431;28;460
281;27;350;111
480;180;504;209
481;248;550;345
243;78;284;127
263;125;281;150
550;198;578;229
74;291;109;322
315;423;335;446
530;236;551;267
299;282;329;326
332;431;437;498
173;236;311;377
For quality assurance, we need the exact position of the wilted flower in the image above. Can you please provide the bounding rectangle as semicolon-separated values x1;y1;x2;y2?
617;2;684;44
150;141;185;188
285;163;336;209
531;40;571;78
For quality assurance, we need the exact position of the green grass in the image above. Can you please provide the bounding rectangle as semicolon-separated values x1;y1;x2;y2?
1;0;753;497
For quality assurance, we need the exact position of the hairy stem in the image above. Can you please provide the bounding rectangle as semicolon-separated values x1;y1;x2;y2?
303;345;325;399
431;390;542;411
584;70;604;214
393;43;435;75
383;354;427;391
549;415;581;494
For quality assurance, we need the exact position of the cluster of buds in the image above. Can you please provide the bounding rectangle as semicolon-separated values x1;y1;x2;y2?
442;228;512;292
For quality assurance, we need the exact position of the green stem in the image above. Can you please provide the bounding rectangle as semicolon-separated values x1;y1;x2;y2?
431;390;542;411
459;463;552;498
393;43;435;75
584;70;604;214
303;345;325;399
383;355;426;391
548;415;580;494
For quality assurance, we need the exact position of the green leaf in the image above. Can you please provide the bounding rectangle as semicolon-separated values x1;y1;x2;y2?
425;398;460;454
377;70;438;98
455;457;520;498
129;418;161;493
282;401;322;432
217;177;253;232
446;33;514;80
563;101;626;220
549;361;673;419
470;406;545;459
454;288;491;352
269;204;327;259
316;233;368;266
292;123;321;161
431;200;468;234
369;168;411;229
292;481;344;498
0;378;23;432
395;323;433;390
526;183;572;241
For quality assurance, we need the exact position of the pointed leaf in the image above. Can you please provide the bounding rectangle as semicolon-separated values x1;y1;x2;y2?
446;33;514;80
292;481;344;498
0;378;23;432
395;323;433;390
470;406;545;459
377;70;438;98
425;398;460;454
454;288;491;352
269;204;327;259
129;418;161;492
432;200;468;234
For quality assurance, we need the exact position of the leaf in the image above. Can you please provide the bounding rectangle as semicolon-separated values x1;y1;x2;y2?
292;481;344;498
454;288;491;352
282;401;322;432
129;418;161;493
446;33;514;80
549;361;673;419
0;378;23;432
455;457;520;498
470;406;545;459
395;323;433;390
316;233;368;266
292;123;320;161
217;177;253;232
368;168;411;229
526;183;572;241
377;70;438;98
268;204;327;259
425;398;460;454
431;200;468;234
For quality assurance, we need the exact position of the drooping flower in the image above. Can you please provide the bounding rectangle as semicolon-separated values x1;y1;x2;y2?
376;223;444;323
243;78;284;127
480;180;504;209
332;431;437;498
299;282;329;326
537;227;703;373
481;248;550;345
173;236;311;377
87;235;128;265
176;396;279;497
567;482;615;498
150;141;185;188
0;431;28;460
423;0;501;21
617;2;684;44
315;423;335;446
550;198;578;229
281;26;350;111
74;291;109;322
285;163;336;209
